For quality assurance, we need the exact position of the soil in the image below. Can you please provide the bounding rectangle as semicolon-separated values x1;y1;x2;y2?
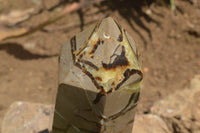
0;0;200;129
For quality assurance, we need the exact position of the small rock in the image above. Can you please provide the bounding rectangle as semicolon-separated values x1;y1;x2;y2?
23;42;36;49
1;102;53;133
145;9;152;15
132;114;171;133
143;67;149;73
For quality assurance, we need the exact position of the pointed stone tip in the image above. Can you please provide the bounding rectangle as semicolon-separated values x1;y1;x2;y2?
105;16;114;21
99;17;121;36
102;17;116;24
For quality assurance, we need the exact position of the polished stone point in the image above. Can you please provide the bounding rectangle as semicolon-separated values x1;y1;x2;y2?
52;17;143;133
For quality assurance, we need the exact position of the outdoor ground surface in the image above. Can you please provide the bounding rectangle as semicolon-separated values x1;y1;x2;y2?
0;0;199;130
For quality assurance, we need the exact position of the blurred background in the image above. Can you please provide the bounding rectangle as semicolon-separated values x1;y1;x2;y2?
0;0;199;132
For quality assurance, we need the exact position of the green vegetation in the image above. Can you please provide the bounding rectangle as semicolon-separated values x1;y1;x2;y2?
170;0;175;11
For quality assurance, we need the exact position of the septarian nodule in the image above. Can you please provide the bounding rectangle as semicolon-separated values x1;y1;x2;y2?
52;17;143;133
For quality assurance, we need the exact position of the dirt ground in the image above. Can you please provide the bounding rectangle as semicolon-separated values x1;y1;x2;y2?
0;0;199;129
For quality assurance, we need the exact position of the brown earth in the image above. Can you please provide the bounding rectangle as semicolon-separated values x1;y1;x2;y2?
0;0;200;131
